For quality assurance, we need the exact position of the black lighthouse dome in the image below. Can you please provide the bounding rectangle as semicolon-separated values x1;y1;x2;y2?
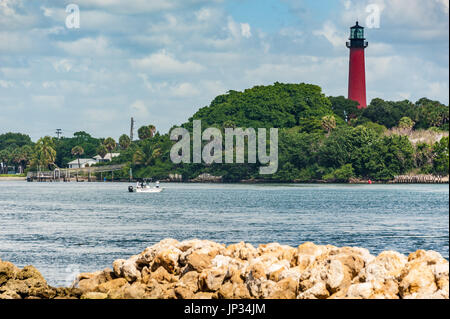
346;21;368;48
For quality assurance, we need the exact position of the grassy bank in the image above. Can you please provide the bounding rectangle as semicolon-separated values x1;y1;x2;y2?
0;174;26;181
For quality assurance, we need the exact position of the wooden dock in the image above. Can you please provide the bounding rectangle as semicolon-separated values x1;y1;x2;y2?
391;175;449;184
26;164;126;182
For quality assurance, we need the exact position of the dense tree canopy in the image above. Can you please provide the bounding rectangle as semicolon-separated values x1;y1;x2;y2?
186;83;334;132
0;133;33;151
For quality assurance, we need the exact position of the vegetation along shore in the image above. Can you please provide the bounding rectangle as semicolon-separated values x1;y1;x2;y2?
1;83;448;183
0;239;448;299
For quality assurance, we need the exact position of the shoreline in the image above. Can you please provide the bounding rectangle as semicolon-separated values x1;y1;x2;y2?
0;177;26;181
6;179;449;184
1;239;448;299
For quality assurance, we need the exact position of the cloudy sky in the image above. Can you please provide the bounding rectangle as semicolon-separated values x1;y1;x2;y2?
0;0;448;140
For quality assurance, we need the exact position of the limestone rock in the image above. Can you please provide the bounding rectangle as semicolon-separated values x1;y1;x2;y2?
0;260;19;286
199;267;227;292
185;252;212;273
97;278;128;294
81;292;108;299
225;242;258;261
152;248;182;274
398;250;444;299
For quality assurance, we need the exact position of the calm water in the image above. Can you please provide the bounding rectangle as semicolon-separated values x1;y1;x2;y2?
0;181;448;286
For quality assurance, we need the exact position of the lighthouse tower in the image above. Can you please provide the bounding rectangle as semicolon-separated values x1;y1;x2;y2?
346;22;368;109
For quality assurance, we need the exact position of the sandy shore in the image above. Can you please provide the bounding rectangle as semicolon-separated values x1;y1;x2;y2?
0;177;26;181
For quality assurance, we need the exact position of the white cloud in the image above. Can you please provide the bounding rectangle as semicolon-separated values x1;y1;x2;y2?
196;8;212;21
31;95;65;110
72;0;224;14
56;37;121;57
130;50;205;75
0;32;33;53
313;21;346;48
341;0;448;41
130;100;150;118
436;0;449;14
52;59;74;73
0;80;14;88
42;81;57;89
40;6;53;17
171;82;200;98
240;23;252;38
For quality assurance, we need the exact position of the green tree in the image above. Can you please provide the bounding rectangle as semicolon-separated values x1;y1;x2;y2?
0;149;11;173
415;143;433;173
414;98;449;130
11;145;32;173
96;144;108;161
323;164;355;182
132;140;161;166
432;137;449;175
328;96;361;123
148;125;156;138
33;136;57;170
119;134;131;150
0;132;33;151
71;146;85;168
103;138;117;162
187;82;333;132
398;117;415;131
138;126;152;140
321;115;337;135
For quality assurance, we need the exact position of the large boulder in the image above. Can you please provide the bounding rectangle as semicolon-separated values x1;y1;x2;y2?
399;250;449;299
0;260;19;286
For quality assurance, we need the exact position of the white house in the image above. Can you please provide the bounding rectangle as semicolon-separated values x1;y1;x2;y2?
67;153;120;168
68;159;97;169
93;153;120;163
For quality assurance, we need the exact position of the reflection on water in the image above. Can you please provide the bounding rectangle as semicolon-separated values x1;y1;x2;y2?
0;181;448;286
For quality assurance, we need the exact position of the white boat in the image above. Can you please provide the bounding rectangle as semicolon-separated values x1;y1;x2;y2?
129;180;163;193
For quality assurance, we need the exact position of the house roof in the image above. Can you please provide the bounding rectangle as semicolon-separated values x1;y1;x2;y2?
93;153;120;160
67;158;97;165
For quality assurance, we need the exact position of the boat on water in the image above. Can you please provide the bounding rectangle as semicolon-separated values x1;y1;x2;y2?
128;180;163;193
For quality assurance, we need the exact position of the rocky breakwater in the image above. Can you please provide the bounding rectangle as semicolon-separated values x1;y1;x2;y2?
0;258;82;299
1;239;448;299
73;239;449;299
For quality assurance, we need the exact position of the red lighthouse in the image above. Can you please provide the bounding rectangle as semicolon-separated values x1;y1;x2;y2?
346;22;368;109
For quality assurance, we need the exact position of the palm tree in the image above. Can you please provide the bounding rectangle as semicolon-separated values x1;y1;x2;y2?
138;126;151;140
321;115;337;136
71;146;85;168
0;149;11;174
33;136;57;170
138;125;156;140
11;146;32;173
119;134;131;150
103;137;117;162
132;143;161;166
148;125;156;138
96;144;108;161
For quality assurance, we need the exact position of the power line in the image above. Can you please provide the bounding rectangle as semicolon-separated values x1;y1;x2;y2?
55;129;62;139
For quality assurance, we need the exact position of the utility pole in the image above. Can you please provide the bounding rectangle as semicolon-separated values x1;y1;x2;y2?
130;117;135;141
55;129;62;139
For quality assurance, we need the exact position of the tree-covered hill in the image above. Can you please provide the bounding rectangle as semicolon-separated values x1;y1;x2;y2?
185;83;337;132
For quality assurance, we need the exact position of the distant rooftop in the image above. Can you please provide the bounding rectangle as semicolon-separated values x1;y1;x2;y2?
67;158;97;165
93;153;120;160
